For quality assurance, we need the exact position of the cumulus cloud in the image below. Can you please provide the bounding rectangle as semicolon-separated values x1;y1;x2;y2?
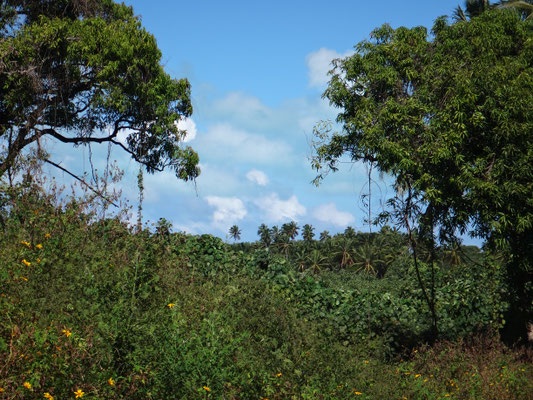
246;169;269;186
312;203;355;227
205;196;247;228
197;123;293;165
254;193;306;222
176;117;197;142
306;48;353;89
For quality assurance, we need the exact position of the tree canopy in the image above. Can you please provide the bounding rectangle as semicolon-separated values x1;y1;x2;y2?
0;0;199;181
312;9;533;338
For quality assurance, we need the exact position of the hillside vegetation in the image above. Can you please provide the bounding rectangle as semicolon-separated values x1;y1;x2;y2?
0;179;531;399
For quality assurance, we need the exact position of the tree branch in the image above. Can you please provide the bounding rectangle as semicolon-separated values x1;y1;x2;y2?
43;158;118;208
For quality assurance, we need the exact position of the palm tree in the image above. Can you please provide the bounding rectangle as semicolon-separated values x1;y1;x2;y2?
344;226;356;239
333;237;355;270
302;224;315;244
229;225;241;242
454;0;493;21
454;0;533;21
352;242;384;275
281;221;299;241
271;225;281;243
257;223;271;248
500;0;533;20
307;249;327;275
319;230;331;242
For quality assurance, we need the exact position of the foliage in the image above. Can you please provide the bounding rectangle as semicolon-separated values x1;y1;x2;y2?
312;8;533;341
0;182;530;399
0;0;199;181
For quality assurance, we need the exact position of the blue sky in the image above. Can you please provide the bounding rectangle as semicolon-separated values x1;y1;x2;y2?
45;0;467;241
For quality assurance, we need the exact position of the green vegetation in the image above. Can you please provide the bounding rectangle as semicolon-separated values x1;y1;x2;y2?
0;0;199;181
312;2;533;343
0;176;531;399
1;0;532;399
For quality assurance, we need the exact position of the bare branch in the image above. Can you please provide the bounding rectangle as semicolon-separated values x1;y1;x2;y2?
43;158;118;207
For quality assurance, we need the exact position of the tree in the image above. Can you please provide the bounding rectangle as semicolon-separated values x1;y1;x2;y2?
312;9;533;341
228;225;241;242
319;230;330;242
454;0;533;21
0;0;199;182
257;223;271;248
302;223;315;243
281;220;299;241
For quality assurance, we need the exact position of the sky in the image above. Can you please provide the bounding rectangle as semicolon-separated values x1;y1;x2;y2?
43;0;468;242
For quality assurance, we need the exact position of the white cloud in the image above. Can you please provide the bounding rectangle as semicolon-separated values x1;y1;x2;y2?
312;203;355;227
205;196;247;228
254;193;306;222
213;92;272;123
306;48;353;89
197;123;293;165
246;169;269;186
176;117;197;142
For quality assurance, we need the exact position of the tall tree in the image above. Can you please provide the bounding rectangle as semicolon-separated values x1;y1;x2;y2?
302;223;315;243
229;225;241;242
312;9;533;341
0;0;199;181
281;220;299;241
257;223;271;248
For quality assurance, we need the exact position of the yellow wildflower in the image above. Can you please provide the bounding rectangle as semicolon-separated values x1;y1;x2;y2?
0;387;5;392
22;259;31;267
20;241;31;247
62;329;72;337
167;303;175;308
364;360;369;364
45;233;51;238
23;382;32;389
203;386;210;392
415;374;421;378
353;390;363;395
108;378;115;386
276;373;282;377
424;378;429;382
44;392;54;400
74;389;85;398
36;244;43;249
20;276;28;281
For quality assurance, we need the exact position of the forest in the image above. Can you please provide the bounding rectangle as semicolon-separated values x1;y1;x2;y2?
1;0;532;399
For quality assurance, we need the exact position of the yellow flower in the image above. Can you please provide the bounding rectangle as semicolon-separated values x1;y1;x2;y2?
22;259;31;267
0;387;4;392
74;389;85;398
276;373;282;377
20;276;28;281
353;390;363;395
45;233;51;238
167;303;175;308
444;395;450;397
36;244;43;249
108;378;115;386
20;241;31;247
424;378;429;382
44;392;54;400
23;382;32;389
364;360;369;364
62;329;72;337
415;374;421;378
203;386;210;392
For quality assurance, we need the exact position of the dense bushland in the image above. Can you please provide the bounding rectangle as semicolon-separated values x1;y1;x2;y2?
0;181;531;399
